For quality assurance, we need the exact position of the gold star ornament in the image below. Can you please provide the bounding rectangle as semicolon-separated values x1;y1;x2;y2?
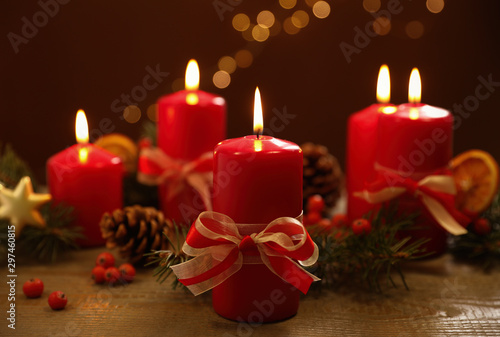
0;176;51;237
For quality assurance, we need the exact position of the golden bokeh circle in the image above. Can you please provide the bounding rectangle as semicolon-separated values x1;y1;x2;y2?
252;25;270;42
279;0;297;9
426;0;445;14
257;10;275;28
313;1;331;19
406;20;425;39
373;16;391;36
232;14;250;32
235;50;253;68
218;56;237;74
291;10;309;28
123;105;141;124
213;71;231;89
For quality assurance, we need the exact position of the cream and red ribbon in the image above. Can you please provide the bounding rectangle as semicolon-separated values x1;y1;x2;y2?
354;172;467;235
170;211;320;296
137;147;213;211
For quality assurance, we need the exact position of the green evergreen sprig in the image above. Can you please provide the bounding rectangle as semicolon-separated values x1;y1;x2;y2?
144;223;190;289
308;203;429;292
17;202;83;262
0;143;37;189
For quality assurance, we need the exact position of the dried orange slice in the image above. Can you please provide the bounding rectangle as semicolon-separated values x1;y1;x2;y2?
95;133;138;173
450;149;499;215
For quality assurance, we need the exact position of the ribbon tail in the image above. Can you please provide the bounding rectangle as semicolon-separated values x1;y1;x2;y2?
420;195;467;235
171;248;242;296
186;173;213;211
258;247;320;294
354;187;406;204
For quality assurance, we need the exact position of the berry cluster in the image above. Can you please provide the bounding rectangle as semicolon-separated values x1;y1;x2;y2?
92;252;136;285
304;194;372;236
22;278;67;310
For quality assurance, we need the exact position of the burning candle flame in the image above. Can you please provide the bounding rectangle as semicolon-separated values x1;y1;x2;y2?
376;64;390;104
75;109;89;163
408;68;421;104
75;110;89;144
185;59;200;91
185;59;200;105
253;87;263;138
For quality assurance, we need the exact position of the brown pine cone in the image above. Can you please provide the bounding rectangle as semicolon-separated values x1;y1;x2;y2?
302;142;344;212
100;205;177;264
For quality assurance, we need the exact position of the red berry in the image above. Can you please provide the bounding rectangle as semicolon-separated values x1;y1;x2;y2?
119;263;136;283
307;195;325;213
104;267;121;284
91;266;106;284
48;291;67;310
304;211;322;226
96;252;115;268
331;214;348;228
473;218;491;235
22;278;44;298
318;218;332;232
352;219;372;236
138;137;152;149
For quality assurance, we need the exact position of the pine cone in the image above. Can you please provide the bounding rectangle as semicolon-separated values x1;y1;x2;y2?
100;205;177;264
302;142;344;212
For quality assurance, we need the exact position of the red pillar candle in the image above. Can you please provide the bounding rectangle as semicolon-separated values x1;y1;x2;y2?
376;69;454;256
47;110;123;247
347;65;395;220
212;88;303;322
157;60;226;224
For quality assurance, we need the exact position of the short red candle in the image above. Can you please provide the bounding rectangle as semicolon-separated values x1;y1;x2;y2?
47;111;123;247
347;65;394;221
376;69;454;256
212;135;303;322
157;60;226;224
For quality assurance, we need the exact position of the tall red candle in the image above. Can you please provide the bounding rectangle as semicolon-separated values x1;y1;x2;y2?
347;65;395;220
212;88;303;322
377;69;453;256
157;60;226;224
47;110;123;247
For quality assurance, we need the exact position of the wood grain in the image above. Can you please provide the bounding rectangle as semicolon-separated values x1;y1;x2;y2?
1;248;499;336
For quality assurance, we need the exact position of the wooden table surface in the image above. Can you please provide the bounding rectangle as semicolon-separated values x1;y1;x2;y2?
1;248;499;337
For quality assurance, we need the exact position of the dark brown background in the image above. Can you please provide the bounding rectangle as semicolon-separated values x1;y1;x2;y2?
2;0;500;182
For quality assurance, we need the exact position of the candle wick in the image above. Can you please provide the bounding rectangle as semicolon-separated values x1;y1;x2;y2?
256;133;260;140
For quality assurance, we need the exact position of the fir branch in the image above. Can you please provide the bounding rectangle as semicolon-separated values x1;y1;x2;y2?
309;203;428;292
0;143;37;189
145;223;190;289
17;202;83;263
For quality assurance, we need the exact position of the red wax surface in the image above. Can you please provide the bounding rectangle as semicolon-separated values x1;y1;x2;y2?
157;89;226;224
212;135;303;322
47;144;124;247
157;90;226;161
377;103;454;257
377;103;453;173
346;103;392;221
